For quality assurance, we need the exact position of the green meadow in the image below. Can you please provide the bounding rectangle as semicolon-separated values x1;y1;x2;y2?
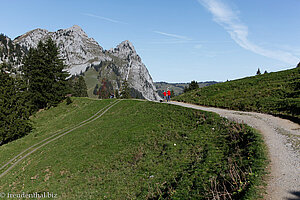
0;98;267;199
174;67;300;123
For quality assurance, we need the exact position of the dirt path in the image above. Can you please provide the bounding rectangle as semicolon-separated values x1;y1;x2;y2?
0;100;120;179
168;101;300;200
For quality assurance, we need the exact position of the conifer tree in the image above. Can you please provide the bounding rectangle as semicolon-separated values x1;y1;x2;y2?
66;75;88;97
183;86;189;93
115;89;120;99
184;80;199;93
256;68;261;75
0;66;32;145
76;76;88;97
120;80;130;99
189;80;199;90
93;84;99;95
22;38;69;111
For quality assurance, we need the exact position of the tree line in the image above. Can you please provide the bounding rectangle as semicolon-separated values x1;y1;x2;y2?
92;79;135;99
183;80;199;93
0;38;88;145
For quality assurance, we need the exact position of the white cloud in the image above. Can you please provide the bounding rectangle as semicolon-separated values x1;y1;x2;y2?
83;13;127;24
154;31;190;40
198;0;299;65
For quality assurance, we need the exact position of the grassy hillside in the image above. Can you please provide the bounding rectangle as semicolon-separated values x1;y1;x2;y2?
174;67;300;123
155;81;218;97
0;98;267;199
83;68;101;98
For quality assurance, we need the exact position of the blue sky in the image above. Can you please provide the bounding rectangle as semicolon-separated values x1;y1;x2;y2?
1;0;299;82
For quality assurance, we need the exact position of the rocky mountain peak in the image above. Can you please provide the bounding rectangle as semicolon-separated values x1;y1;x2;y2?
62;25;87;37
69;25;83;31
13;25;108;74
109;40;138;60
13;28;49;48
2;26;161;100
118;40;135;51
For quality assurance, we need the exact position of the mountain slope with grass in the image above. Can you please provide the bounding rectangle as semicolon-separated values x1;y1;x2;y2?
174;67;300;123
154;81;218;97
0;98;267;199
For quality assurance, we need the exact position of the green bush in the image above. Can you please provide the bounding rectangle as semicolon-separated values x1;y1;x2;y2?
66;96;73;105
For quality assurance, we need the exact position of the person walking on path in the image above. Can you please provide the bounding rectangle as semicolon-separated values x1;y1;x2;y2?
167;89;171;102
163;91;167;102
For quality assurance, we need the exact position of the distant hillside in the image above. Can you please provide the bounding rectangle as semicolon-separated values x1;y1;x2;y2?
155;81;218;97
174;67;300;123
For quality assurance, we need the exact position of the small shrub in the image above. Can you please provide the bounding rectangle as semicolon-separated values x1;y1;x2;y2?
66;96;72;105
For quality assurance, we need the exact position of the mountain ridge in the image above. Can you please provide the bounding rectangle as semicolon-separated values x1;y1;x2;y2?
0;25;160;100
12;25;108;74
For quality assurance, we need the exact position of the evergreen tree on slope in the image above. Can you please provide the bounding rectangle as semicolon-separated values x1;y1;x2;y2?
120;80;130;99
22;38;69;111
0;67;32;145
75;76;88;97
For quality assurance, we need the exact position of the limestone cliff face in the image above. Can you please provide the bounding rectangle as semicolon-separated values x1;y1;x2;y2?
0;34;24;67
3;25;160;100
13;25;110;75
107;40;161;100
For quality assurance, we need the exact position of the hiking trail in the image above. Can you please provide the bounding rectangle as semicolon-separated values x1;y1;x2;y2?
169;101;300;200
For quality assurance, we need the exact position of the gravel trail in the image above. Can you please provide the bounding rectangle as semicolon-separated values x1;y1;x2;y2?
169;101;300;200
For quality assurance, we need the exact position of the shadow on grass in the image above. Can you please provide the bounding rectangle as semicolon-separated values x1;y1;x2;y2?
285;191;300;200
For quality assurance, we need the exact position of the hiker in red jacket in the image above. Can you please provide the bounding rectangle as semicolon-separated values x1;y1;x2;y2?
163;91;167;102
167;89;171;102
